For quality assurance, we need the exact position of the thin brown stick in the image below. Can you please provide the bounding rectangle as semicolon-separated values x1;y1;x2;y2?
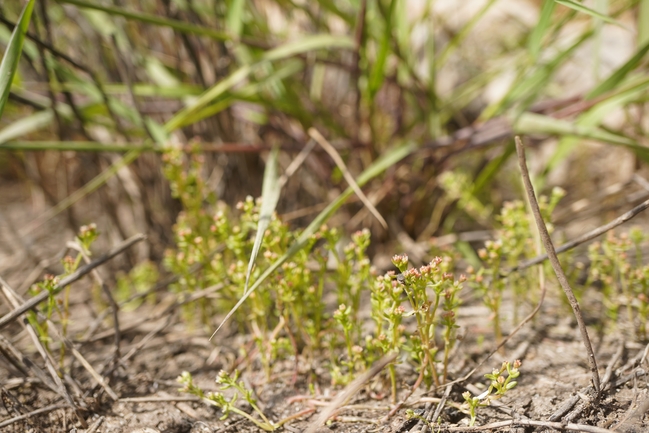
304;351;397;433
308;128;388;229
0;402;67;429
87;282;223;343
602;341;625;391
442;418;615;433
23;317;87;426
382;350;428;420
420;384;452;433
119;396;201;403
119;312;175;363
70;241;121;359
1;276;119;400
0;284;89;426
515;136;600;393
278;138;316;188
0;233;146;330
86;416;105;433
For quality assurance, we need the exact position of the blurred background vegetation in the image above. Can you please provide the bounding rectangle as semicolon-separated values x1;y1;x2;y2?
2;0;649;277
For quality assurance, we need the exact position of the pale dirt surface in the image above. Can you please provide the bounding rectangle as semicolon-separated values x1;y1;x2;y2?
2;152;649;432
1;224;648;433
3;1;649;432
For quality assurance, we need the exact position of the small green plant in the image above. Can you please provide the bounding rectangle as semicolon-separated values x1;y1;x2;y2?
473;240;506;345
178;370;277;431
468;188;564;344
462;360;521;426
390;254;464;388
587;228;649;339
404;408;441;431
115;261;159;311
438;170;492;225
27;224;100;364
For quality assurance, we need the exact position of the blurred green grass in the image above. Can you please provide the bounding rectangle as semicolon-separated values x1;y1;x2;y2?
1;0;649;259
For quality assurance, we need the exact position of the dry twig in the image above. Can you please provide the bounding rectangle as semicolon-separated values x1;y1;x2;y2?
308;127;388;229
442;418;615;432
0;401;67;429
304;351;397;433
515;136;600;393
0;233;146;330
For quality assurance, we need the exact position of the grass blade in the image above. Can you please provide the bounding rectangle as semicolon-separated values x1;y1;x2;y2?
243;146;281;295
57;0;230;41
554;0;628;30
226;0;246;38
544;75;649;177
309;127;388;229
210;140;418;339
173;60;304;129
0;141;152;152
0;111;53;143
436;0;499;68
165;35;353;132
263;34;354;62
640;0;649;46
586;39;649;99
515;112;649;163
0;0;36;119
368;0;396;99
472;140;516;194
481;29;591;120
528;0;556;60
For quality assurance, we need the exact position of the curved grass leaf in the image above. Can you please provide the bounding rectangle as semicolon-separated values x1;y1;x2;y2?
473;141;516;195
165;35;353;132
480;29;591;120
368;0;396;98
243;146;281;296
210;140;418;339
309;127;387;229
0;110;53;143
543;74;649;178
436;0;499;68
57;0;230;41
173;59;304;129
554;0;628;30
515;112;649;163
586;39;649;99
528;0;556;60
0;141;152;152
640;0;649;46
0;0;36;119
263;34;354;62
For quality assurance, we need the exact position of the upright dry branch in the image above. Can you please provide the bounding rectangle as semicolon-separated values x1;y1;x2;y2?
514;136;600;393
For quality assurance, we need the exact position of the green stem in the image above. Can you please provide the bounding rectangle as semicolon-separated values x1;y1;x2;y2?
226;404;275;431
389;363;397;404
